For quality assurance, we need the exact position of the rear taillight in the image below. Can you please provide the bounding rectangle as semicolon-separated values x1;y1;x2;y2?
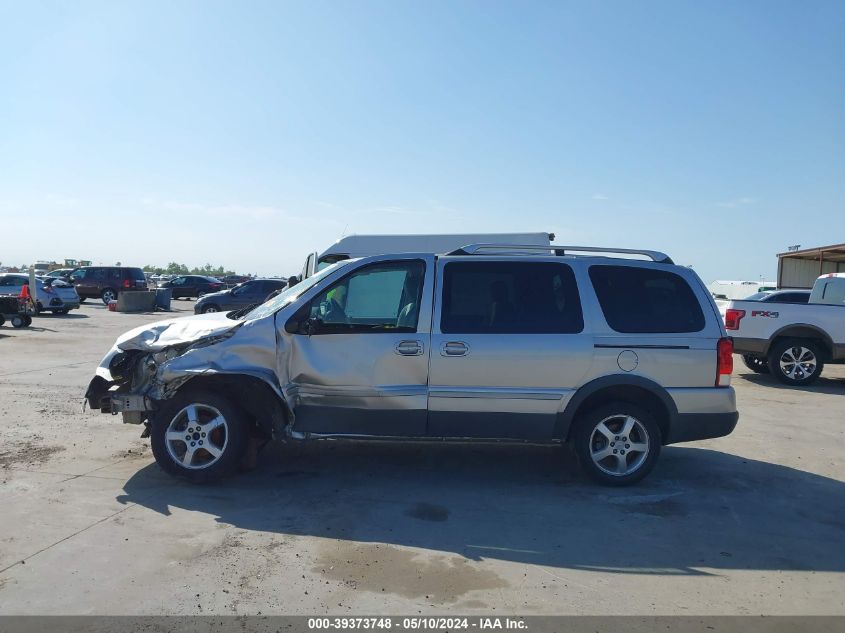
724;308;745;330
123;279;131;288
717;337;733;387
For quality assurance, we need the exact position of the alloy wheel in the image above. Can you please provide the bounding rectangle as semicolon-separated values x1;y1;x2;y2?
779;346;817;381
164;404;229;470
589;414;650;476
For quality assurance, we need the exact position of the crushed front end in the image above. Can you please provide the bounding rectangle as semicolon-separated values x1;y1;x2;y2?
84;313;250;425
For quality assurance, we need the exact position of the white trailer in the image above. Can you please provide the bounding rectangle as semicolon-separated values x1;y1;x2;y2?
299;232;554;279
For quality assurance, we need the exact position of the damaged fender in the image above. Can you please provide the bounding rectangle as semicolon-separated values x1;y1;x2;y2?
86;310;295;432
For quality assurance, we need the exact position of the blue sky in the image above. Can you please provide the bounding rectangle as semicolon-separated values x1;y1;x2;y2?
1;1;843;281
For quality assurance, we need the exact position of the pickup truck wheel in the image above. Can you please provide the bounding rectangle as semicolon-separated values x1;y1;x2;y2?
572;402;661;486
742;354;770;374
768;339;824;386
150;389;249;483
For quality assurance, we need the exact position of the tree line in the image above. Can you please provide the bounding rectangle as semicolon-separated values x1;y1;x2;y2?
142;263;245;276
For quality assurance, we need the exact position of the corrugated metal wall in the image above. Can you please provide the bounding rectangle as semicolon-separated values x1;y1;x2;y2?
779;258;845;288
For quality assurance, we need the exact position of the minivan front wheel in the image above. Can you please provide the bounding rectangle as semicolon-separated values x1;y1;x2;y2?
150;389;249;482
573;402;661;486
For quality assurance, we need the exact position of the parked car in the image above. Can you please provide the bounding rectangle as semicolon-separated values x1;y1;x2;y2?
43;268;75;280
158;275;225;299
0;273;80;315
716;288;811;319
220;275;251;286
741;289;811;304
194;278;288;314
68;266;148;304
726;273;845;384
87;243;738;486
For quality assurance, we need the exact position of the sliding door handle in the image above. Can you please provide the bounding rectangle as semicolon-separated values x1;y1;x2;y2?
395;340;423;356
441;341;469;357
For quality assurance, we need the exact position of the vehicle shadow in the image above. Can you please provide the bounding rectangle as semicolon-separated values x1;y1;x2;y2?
35;313;89;319
118;442;845;576
737;371;845;394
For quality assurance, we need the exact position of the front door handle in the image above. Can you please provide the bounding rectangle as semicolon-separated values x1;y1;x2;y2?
395;340;423;356
441;341;469;357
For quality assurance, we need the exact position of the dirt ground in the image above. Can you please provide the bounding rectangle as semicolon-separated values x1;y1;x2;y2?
0;301;843;615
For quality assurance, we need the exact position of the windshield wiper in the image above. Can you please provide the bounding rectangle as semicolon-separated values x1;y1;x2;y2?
227;303;260;320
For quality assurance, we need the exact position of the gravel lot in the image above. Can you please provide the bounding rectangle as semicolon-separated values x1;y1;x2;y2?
0;302;843;615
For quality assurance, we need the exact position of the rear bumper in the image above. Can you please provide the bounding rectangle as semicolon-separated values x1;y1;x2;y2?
666;410;739;444
732;336;768;356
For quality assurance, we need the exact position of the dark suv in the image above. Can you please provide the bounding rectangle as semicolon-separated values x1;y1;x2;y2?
69;266;148;304
158;275;225;300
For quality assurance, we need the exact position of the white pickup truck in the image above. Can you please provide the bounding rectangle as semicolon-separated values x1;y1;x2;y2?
725;273;845;385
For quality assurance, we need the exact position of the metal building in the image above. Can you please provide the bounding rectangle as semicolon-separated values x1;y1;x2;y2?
777;243;845;289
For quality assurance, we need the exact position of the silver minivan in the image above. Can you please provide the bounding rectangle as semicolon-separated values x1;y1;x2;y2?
86;245;738;486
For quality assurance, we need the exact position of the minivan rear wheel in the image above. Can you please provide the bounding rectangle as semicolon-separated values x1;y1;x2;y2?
101;288;117;304
572;402;661;486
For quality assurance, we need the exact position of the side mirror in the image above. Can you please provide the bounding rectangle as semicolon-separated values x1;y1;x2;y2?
285;317;319;335
285;304;316;335
301;318;319;336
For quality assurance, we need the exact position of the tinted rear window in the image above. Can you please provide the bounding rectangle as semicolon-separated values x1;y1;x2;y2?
127;268;146;281
589;265;705;333
441;261;583;334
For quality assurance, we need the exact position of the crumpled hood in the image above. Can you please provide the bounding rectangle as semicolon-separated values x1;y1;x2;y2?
114;312;239;352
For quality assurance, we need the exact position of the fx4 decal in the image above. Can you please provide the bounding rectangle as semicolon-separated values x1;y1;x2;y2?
751;310;779;318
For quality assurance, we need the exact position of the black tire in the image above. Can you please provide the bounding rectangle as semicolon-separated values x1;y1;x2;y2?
53;308;69;315
742;354;770;374
572;401;662;486
201;304;221;314
150;388;250;483
0;315;5;327
101;288;118;304
23;315;32;326
34;302;43;316
79;297;87;303
11;315;25;328
767;338;824;386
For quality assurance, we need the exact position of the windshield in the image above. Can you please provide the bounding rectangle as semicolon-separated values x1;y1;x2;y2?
241;260;353;321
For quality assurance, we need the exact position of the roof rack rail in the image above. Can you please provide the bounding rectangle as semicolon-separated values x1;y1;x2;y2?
446;244;674;264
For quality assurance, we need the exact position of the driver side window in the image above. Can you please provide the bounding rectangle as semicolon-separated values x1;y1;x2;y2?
308;260;425;333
